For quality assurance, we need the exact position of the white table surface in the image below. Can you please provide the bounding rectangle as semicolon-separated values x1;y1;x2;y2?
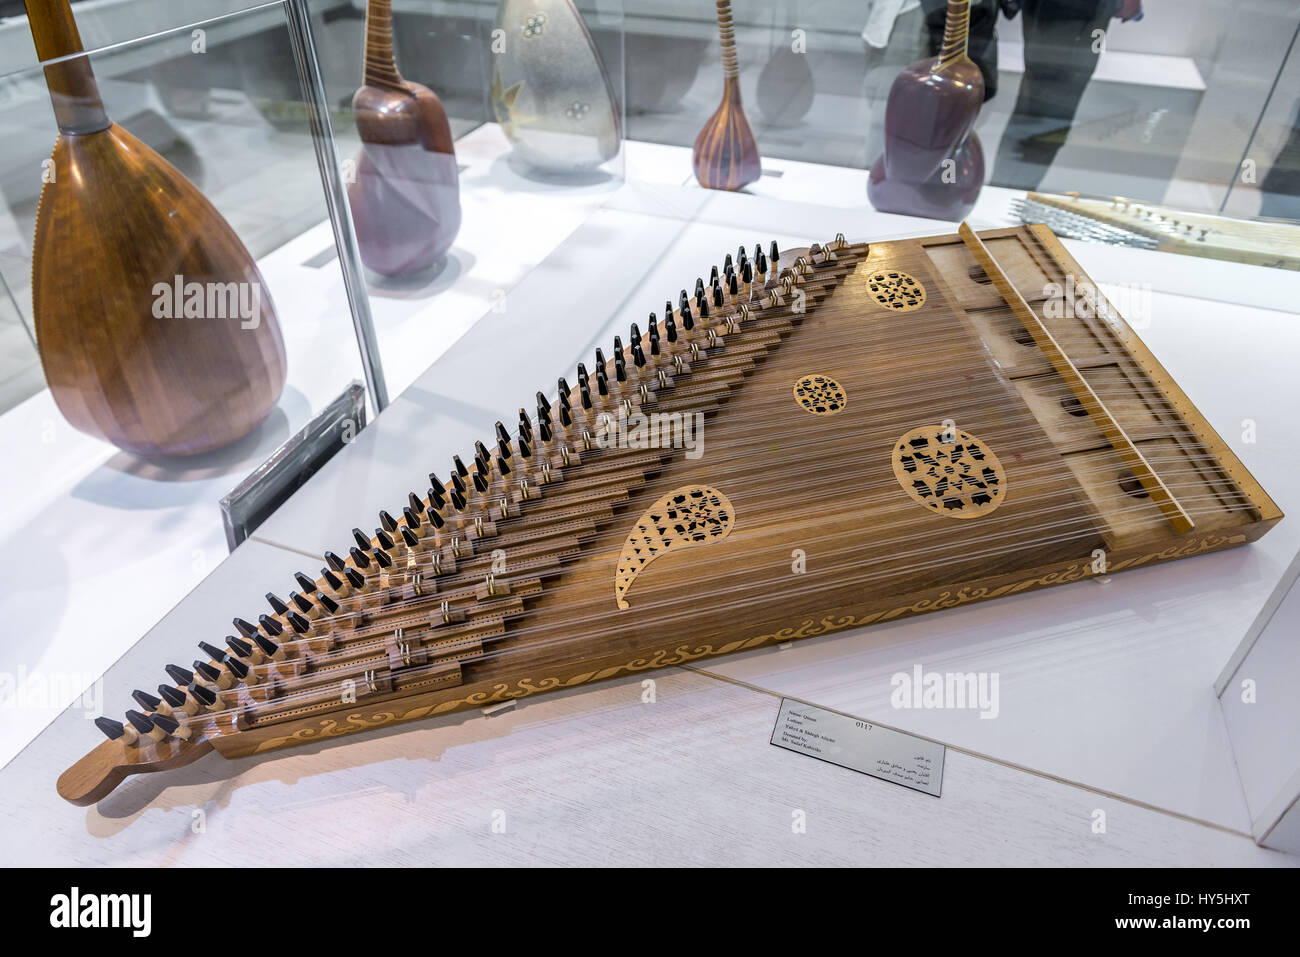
2;131;1297;866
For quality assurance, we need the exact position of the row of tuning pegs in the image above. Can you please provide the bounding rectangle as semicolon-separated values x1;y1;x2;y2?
95;239;801;745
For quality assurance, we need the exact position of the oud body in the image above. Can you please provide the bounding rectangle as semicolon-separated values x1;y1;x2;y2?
693;0;761;190
348;0;461;277
27;0;286;457
868;0;985;221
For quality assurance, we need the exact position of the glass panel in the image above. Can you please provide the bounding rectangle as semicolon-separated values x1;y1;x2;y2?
0;2;368;761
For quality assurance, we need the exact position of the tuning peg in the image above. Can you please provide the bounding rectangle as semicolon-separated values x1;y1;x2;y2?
756;249;767;274
519;435;533;459
373;528;394;552
538;419;553;443
769;240;779;265
233;617;259;640
649;318;660;355
165;664;194;686
497;455;512;476
594;366;609;396
737;244;748;265
351;528;371;552
315;592;340;615
151;712;191;740
95;716;126;741
679;290;689;312
188;683;217;709
288;590;316;616
473;452;489;478
449;487;467;511
450;471;467;496
427;508;446;531
225;656;250;680
344;567;366;591
157;684;189;710
579;383;593;410
558;404;573;428
400;526;419;549
379;510;399;533
294;572;317;595
452;455;470;479
132;689;161;712
226;634;253;659
517;409;533;441
729;273;739;296
258;614;284;637
724;253;733;272
665;314;677;343
193;660;222;684
681;302;694;331
742;260;753;284
320;568;344;594
287;610;313;632
195;642;225;664
403;506;422;531
252;632;281;659
713;282;724;307
473;471;489;493
348;547;371;570
325;551;347;573
125;710;158;739
632;342;646;368
429;475;447;499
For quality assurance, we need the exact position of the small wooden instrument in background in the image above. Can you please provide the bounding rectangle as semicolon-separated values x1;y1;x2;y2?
26;0;286;457
348;0;461;277
1014;191;1300;272
59;224;1280;805
868;0;985;220
693;0;761;191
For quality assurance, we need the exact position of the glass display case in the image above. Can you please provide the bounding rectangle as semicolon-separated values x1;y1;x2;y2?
0;0;1297;871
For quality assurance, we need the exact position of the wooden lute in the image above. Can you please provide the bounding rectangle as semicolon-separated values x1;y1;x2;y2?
27;0;286;456
348;0;461;277
868;0;985;220
58;225;1280;805
693;0;761;191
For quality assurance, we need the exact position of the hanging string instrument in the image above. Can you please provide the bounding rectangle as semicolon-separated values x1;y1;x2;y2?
26;0;286;456
59;224;1280;805
868;0;985;221
348;0;461;277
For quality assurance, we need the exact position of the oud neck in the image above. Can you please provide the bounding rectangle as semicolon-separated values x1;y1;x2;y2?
935;0;972;72
24;0;111;134
363;0;404;89
715;0;739;80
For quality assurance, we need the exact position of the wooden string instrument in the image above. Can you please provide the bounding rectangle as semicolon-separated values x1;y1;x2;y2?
693;0;761;191
26;0;286;456
868;0;985;221
348;0;461;277
1015;191;1300;272
59;224;1280;805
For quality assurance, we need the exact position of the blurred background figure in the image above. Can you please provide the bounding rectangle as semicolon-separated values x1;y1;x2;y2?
992;0;1143;189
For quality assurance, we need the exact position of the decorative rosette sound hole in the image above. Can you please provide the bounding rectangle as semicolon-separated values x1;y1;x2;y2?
891;426;1006;519
615;486;735;609
866;270;926;312
793;374;848;416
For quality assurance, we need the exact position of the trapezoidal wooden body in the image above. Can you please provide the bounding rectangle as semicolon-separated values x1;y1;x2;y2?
59;225;1280;805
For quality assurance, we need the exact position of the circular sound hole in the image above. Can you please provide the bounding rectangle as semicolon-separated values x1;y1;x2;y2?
1117;469;1149;498
1060;396;1088;417
1011;324;1036;347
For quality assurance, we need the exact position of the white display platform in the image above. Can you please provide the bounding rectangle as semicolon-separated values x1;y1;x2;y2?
1;129;1296;865
0;543;1288;867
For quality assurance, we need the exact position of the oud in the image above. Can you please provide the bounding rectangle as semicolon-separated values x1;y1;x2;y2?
348;0;461;277
693;0;761;191
26;0;286;456
868;0;985;220
59;224;1279;805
